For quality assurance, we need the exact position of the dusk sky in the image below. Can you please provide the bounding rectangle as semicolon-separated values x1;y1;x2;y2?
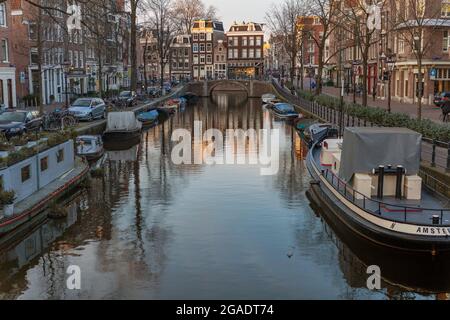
203;0;272;31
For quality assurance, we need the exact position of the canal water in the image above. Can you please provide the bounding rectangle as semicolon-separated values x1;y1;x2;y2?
0;92;449;300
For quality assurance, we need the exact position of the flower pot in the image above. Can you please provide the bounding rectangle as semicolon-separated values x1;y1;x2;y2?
3;204;14;217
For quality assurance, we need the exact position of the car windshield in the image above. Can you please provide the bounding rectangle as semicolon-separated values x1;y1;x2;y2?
120;91;131;97
0;112;26;122
72;99;92;107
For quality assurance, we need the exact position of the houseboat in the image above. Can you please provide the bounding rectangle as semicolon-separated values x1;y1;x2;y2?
306;127;450;254
103;112;142;148
76;135;104;162
0;138;89;235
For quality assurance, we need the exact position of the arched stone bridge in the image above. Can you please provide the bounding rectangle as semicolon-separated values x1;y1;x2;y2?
185;80;273;98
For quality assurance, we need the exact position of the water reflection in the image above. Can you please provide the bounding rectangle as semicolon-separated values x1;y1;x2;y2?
0;92;449;299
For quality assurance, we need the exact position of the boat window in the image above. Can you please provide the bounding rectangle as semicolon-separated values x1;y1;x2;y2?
40;156;48;172
57;149;64;163
21;165;31;183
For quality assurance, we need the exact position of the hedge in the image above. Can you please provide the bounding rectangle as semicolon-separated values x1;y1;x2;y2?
295;89;450;142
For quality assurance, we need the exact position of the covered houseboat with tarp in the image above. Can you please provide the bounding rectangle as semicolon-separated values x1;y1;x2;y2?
306;127;450;254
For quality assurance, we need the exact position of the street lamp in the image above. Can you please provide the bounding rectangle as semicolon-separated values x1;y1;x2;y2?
61;60;71;109
380;50;396;113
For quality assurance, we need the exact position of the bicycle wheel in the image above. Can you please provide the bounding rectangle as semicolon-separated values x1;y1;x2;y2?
62;116;77;128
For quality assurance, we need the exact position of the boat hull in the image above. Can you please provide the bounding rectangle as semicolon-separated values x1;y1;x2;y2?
0;160;89;236
306;149;450;254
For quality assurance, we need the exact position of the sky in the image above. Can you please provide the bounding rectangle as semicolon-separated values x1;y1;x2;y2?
203;0;272;31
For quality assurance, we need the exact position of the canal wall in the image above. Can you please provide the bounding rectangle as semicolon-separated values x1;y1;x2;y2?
271;81;450;199
75;86;186;136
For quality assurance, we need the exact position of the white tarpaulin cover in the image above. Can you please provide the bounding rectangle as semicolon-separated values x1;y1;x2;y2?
106;112;142;132
339;127;422;182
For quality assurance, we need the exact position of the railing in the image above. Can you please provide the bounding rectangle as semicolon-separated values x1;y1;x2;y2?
272;79;450;173
321;167;450;226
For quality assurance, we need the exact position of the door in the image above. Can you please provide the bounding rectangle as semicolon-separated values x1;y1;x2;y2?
7;79;12;108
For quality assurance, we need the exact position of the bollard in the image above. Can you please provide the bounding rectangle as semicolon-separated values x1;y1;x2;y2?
431;140;436;167
432;215;440;225
377;165;385;199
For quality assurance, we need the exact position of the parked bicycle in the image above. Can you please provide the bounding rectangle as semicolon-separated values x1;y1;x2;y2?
42;109;78;131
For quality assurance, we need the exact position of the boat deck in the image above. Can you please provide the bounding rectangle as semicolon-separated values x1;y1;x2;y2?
311;146;450;226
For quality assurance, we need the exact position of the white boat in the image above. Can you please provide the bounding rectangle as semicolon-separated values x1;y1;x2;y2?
103;112;142;148
76;135;104;161
307;127;450;254
262;93;277;104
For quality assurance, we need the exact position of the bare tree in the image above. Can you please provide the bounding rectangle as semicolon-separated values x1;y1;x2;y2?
306;0;340;95
391;0;444;120
172;0;219;34
266;0;304;87
144;0;177;89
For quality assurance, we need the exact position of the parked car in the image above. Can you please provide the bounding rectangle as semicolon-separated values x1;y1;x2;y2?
69;98;106;121
434;92;450;107
118;91;137;107
163;83;172;93
0;110;42;138
147;87;161;98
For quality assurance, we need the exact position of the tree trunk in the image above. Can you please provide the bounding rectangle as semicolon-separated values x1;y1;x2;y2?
417;57;423;120
37;13;44;115
315;47;324;96
130;2;138;92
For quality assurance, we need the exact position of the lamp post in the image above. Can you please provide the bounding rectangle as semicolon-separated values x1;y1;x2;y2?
62;60;71;109
380;51;396;113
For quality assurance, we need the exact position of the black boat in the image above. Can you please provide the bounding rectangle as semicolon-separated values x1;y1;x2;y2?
306;127;450;254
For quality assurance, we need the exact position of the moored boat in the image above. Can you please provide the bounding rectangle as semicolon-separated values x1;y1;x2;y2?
137;109;159;127
306;127;450;253
270;103;299;119
303;123;338;147
76;135;104;162
262;93;277;104
103;111;142;147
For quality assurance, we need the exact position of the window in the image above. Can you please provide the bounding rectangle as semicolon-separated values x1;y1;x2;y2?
30;48;38;64
206;54;212;64
233;48;238;58
255;49;261;58
228;48;233;58
0;4;6;27
21;165;31;183
193;43;199;53
40;157;49;172
249;37;254;46
249;49;254;58
199;33;205;41
242;49;247;58
256;37;262;46
233;38;238;46
444;31;449;52
29;24;37;40
57;149;64;163
200;43;205;52
443;1;450;17
206;33;212;41
200;55;205;64
1;39;8;62
243;37;248;46
228;37;233;46
193;33;198;41
206;43;212;52
193;54;198;64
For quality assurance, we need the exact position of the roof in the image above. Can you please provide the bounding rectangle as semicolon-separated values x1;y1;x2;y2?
228;22;264;33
